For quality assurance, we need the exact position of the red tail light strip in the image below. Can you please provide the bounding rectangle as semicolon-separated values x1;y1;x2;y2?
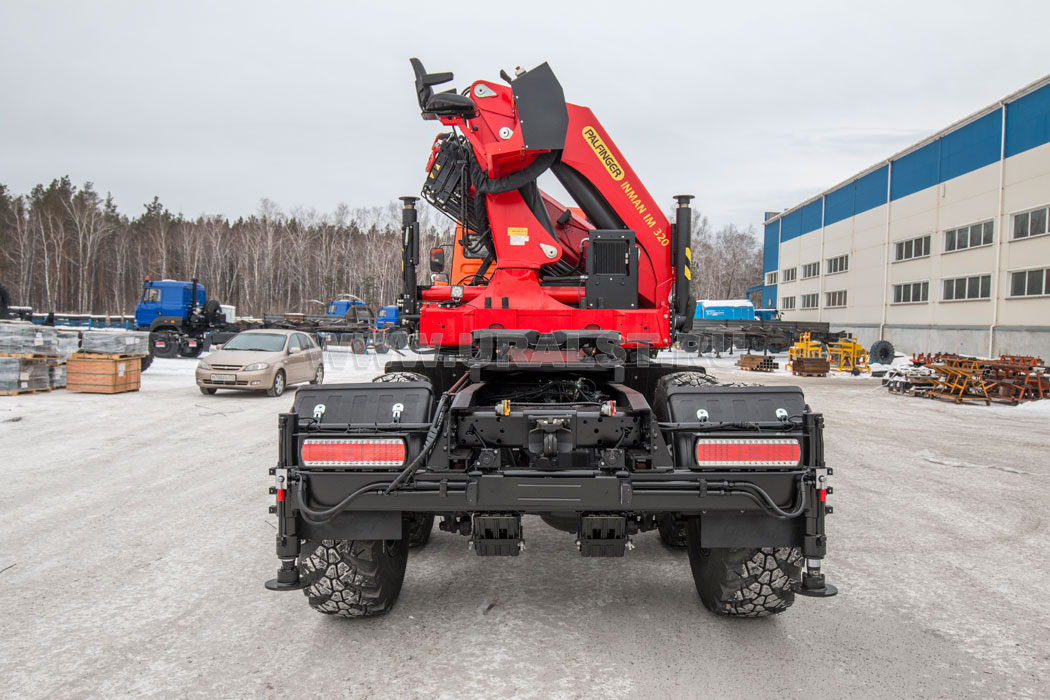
694;438;801;467
301;438;406;467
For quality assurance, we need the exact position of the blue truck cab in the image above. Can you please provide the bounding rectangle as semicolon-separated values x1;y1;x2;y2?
325;299;365;317
135;279;206;329
754;308;780;322
376;305;399;328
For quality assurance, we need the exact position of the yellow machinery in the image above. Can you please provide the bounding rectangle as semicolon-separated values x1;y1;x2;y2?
826;336;870;374
786;332;830;376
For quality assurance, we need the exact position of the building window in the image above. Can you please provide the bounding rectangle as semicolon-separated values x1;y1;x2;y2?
781;267;796;283
825;290;847;308
765;271;778;285
825;254;848;275
941;274;991;301
944;220;993;252
801;262;820;279
780;295;796;310
892;281;929;304
801;293;819;309
1013;205;1050;240
894;235;931;262
1009;267;1048;297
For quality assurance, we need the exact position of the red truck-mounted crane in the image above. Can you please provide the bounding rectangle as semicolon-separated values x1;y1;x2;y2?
266;60;837;619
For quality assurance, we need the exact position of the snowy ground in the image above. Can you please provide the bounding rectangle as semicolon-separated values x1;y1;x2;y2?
2;348;1049;699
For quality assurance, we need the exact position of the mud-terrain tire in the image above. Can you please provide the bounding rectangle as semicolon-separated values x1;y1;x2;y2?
267;369;286;397
406;513;435;547
372;371;428;383
655;370;719;400
350;336;367;354
869;339;895;365
389;331;409;350
685;519;801;617
375;342;390;354
139;353;153;372
300;537;409;618
658;514;688;547
179;339;204;358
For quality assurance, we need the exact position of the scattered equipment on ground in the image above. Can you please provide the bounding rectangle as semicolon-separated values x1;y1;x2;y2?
885;353;1048;405
265;59;837;620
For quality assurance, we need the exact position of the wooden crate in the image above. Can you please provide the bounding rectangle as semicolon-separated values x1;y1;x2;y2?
66;355;142;394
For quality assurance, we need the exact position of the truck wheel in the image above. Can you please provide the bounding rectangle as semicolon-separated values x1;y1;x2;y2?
300;537;409;618
310;364;324;385
406;513;434;547
150;330;179;359
267;370;286;397
685;520;801;617
870;340;895;365
179;341;203;358
139;354;153;372
372;372;427;383
375;342;390;354
389;331;409;350
350;337;366;354
657;514;688;547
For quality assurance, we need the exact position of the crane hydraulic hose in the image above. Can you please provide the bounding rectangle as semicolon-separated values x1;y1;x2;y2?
470;151;560;194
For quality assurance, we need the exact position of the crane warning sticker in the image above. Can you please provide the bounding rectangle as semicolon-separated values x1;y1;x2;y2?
582;126;624;181
508;227;529;245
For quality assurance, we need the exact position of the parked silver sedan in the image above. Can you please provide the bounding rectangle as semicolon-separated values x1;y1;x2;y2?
195;329;323;396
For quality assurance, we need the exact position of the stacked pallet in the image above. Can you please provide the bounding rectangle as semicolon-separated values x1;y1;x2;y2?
67;330;149;394
80;330;149;356
0;322;58;395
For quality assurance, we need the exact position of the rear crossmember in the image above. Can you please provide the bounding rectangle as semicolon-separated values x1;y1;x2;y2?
265;359;837;602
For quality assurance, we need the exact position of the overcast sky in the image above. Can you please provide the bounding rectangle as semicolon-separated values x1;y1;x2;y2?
2;1;1049;233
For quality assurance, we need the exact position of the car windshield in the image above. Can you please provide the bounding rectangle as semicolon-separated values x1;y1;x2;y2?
222;333;287;352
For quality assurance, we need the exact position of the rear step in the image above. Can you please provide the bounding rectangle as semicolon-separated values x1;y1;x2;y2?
470;514;523;556
577;515;630;557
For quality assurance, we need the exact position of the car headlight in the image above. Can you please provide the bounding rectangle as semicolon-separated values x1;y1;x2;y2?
243;362;270;371
198;360;211;370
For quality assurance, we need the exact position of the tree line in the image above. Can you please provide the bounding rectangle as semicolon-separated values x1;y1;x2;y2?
0;177;761;317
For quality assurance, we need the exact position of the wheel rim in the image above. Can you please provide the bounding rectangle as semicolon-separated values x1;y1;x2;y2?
274;373;284;394
315;366;323;383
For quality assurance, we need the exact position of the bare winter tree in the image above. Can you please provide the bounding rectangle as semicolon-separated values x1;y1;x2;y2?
0;177;758;317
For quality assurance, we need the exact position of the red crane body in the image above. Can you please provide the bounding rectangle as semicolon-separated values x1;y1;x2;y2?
407;60;692;352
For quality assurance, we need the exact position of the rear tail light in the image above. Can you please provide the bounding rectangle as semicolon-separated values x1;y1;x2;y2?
301;438;406;468
694;438;801;467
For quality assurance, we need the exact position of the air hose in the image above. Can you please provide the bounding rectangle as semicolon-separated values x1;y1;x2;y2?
295;392;453;525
